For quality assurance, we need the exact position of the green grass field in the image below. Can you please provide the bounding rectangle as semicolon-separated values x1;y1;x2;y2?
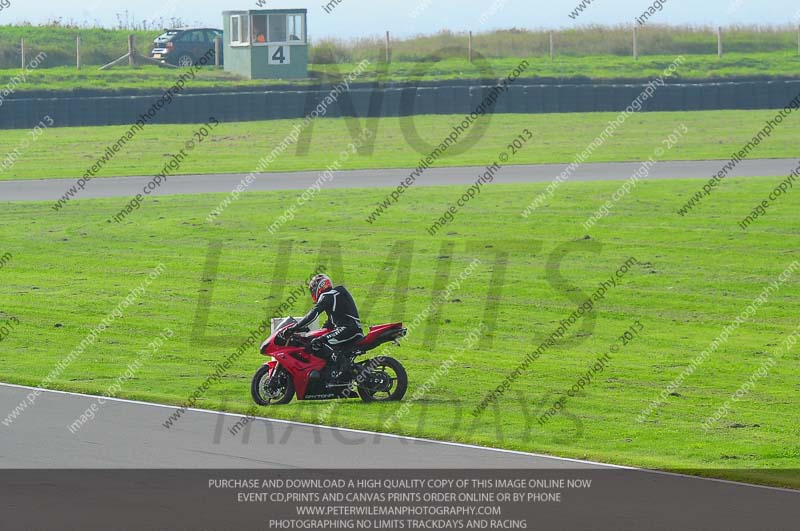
1;173;799;487
2;51;799;94
2;110;800;182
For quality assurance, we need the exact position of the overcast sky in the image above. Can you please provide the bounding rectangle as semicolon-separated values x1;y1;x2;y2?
2;1;799;39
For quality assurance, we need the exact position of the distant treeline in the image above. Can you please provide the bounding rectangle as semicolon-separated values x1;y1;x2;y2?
0;24;798;68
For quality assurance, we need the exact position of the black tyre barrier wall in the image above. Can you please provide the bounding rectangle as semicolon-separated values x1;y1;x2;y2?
7;74;800;100
1;81;799;130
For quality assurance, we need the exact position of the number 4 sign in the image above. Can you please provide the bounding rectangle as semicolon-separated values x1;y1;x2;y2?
268;45;291;65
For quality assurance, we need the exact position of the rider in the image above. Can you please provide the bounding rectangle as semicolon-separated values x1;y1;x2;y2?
283;274;364;379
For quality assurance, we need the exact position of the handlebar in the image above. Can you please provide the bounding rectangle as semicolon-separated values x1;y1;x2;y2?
276;326;314;347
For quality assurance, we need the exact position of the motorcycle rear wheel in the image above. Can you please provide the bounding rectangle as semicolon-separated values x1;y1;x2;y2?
357;357;407;402
251;365;295;406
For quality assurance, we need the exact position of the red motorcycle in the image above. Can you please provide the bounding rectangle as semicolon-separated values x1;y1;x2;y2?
251;319;408;405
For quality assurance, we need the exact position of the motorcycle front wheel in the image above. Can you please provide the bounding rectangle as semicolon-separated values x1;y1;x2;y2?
251;365;295;406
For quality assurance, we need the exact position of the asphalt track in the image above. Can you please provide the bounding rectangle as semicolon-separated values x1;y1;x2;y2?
1;158;798;201
1;383;799;531
0;383;593;469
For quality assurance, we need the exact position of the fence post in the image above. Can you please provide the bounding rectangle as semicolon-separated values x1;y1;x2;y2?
549;31;554;60
797;25;799;56
215;36;222;67
717;27;723;58
20;37;25;69
632;26;638;60
76;36;82;70
468;31;473;63
128;34;136;66
385;31;391;64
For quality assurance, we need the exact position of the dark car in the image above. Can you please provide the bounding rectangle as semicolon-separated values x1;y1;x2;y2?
150;28;223;67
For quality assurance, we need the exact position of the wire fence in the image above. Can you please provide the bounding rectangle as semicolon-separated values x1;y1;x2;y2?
1;24;800;70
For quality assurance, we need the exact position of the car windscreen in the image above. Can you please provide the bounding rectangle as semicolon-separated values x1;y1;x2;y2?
154;31;179;43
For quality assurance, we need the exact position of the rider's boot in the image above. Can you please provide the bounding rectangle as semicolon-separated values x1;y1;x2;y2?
329;352;354;381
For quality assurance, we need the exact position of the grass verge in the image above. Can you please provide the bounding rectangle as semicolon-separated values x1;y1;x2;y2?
2;110;800;181
2;52;800;94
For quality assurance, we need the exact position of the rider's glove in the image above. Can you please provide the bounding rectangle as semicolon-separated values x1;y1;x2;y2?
279;326;296;342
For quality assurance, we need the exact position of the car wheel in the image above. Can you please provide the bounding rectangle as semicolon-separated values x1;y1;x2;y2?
177;54;195;67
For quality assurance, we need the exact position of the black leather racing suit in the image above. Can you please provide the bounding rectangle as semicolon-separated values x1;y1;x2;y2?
293;286;364;369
